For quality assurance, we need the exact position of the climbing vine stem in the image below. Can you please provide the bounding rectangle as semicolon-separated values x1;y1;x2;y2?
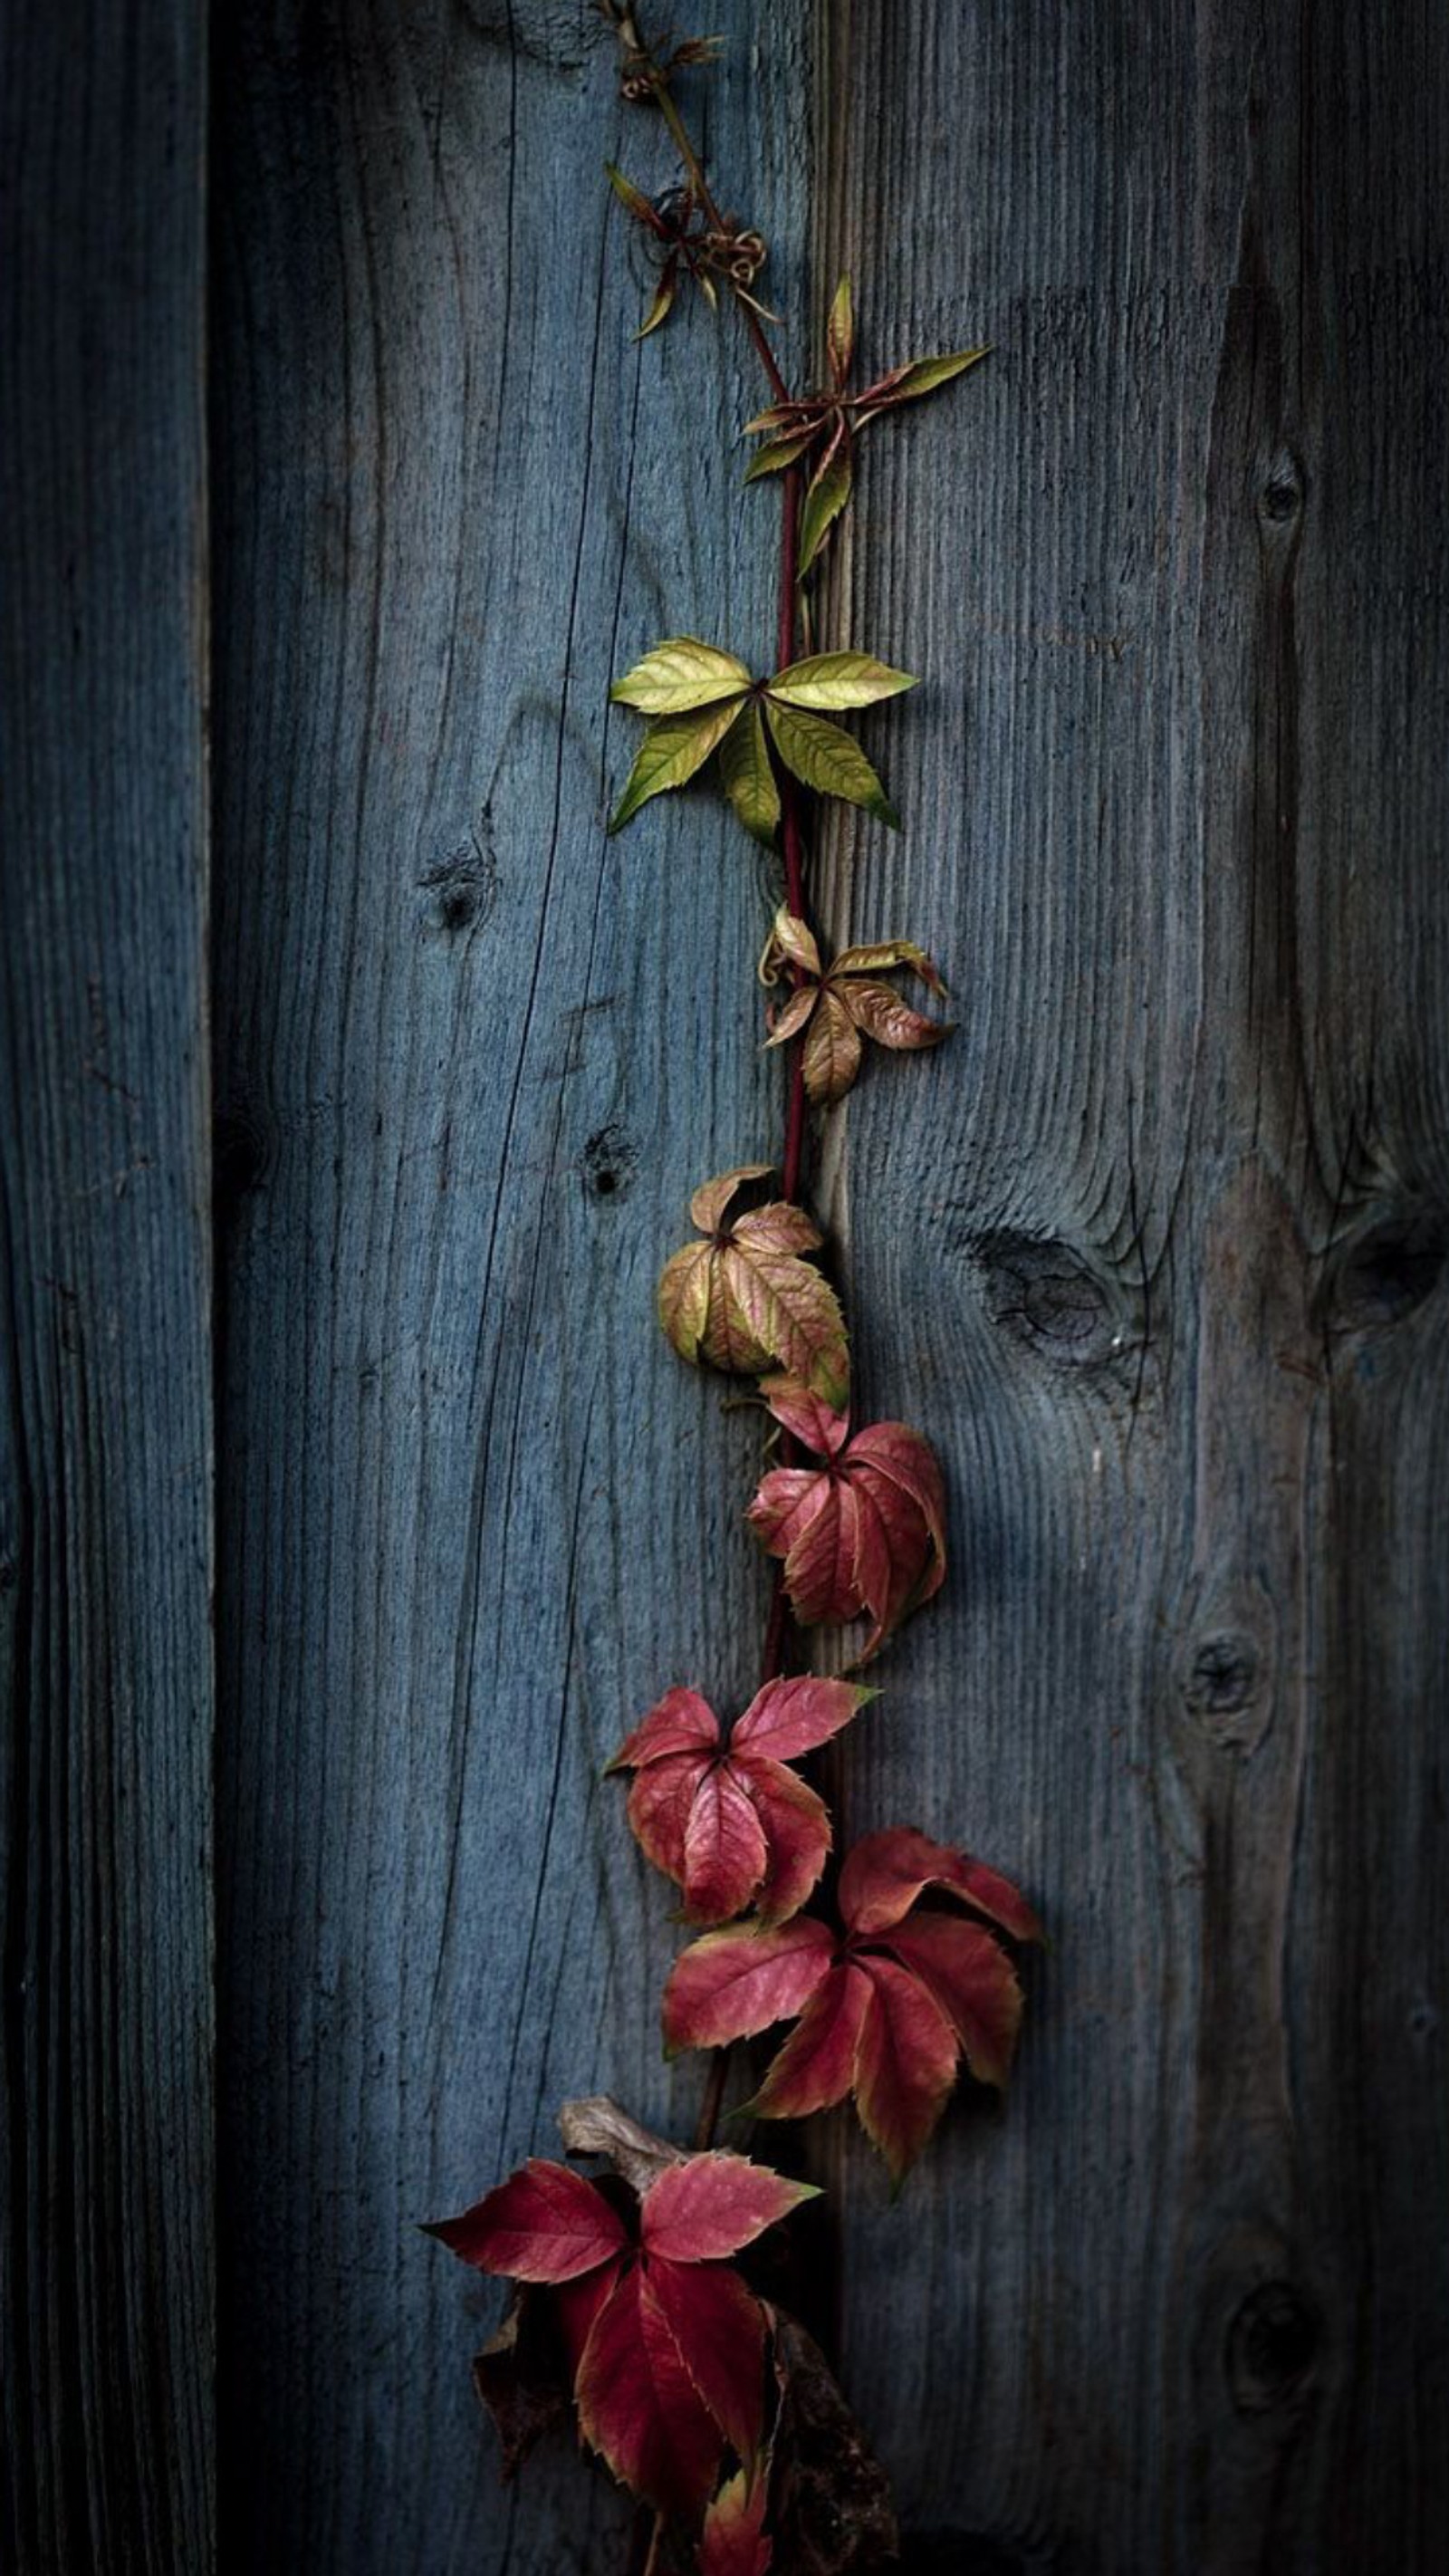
426;19;1042;2572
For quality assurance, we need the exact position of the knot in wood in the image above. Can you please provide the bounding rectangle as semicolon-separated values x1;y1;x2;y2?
1225;2279;1321;2417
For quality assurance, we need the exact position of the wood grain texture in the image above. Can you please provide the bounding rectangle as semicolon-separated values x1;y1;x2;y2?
0;3;215;2570
817;2;1449;2569
210;8;813;2568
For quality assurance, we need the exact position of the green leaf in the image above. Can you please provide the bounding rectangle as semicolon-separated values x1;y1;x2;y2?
605;163;662;231
610;638;753;714
796;433;853;578
827;275;854;384
717;700;782;844
763;701;898;827
861;346;991;411
766;651;916;712
634;270;677;341
609;698;746;833
743;429;817;481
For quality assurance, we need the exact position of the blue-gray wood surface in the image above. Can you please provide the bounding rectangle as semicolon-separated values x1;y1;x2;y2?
0;1;215;2567
5;0;1449;2569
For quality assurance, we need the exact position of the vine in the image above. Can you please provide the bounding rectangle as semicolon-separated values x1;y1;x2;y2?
427;16;1042;2569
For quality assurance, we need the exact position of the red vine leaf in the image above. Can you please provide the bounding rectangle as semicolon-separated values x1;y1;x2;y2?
662;1830;1041;2184
657;1169;849;1406
608;1678;871;1925
428;2148;814;2514
699;2465;772;2574
762;905;952;1106
745;1379;946;1656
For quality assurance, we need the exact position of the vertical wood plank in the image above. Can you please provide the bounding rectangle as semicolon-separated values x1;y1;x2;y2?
210;8;811;2566
0;4;215;2569
818;3;1449;2568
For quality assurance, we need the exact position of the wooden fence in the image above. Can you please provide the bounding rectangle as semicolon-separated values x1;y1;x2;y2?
4;2;1447;2568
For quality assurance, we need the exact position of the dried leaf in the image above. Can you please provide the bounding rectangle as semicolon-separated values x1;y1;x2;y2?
657;1169;849;1405
666;1828;1039;2184
471;2287;574;2483
608;1677;868;1925
611;637;753;715
556;2096;687;2196
746;1390;947;1654
609;697;746;833
765;651;916;712
826;274;854;387
763;700;897;828
718;699;782;843
797;429;854;578
765;2311;899;2571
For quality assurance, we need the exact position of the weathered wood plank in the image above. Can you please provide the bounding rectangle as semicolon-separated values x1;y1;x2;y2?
820;3;1449;2568
0;3;215;2568
210;8;812;2566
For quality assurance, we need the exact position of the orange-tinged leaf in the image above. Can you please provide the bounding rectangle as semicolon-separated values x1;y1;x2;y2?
641;2151;819;2263
425;2158;628;2282
801;986;862;1104
699;2465;772;2576
718;698;782;843
690;1164;773;1234
851;1954;959;2186
610;637;753;714
575;2264;723;2513
826;273;854;385
730;1199;822;1256
830;937;946;995
763;983;818;1050
762;904;820;981
648;2254;765;2465
839;977;950;1053
747;1410;946;1651
763;699;898;827
838;1825;1043;1945
765;649;916;711
664;1918;835;2053
657;1238;716;1366
609;697;746;832
877;1915;1024;2091
721;1229;849;1407
749;1959;872;2119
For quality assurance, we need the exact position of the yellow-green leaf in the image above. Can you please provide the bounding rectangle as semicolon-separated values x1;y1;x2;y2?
605;163;661;229
717;701;782;844
608;697;745;833
743;429;817;482
634;271;677;341
766;651;916;712
796;435;853;578
763;701;898;827
610;638;753;715
862;347;991;412
827;274;854;384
